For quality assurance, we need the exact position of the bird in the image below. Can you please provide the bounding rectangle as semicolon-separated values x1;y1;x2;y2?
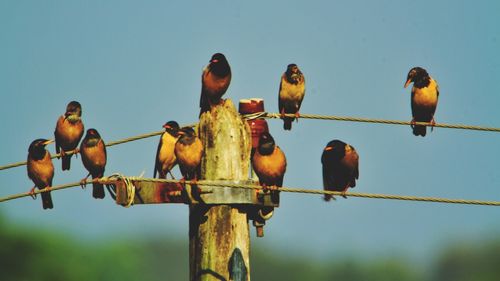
154;121;180;179
404;67;439;137
27;139;55;209
321;140;359;201
199;53;231;116
174;127;204;181
54;101;84;170
80;128;107;199
278;63;306;130
252;132;287;188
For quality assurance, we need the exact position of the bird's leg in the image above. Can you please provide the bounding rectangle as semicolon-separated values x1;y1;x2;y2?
74;148;80;158
294;111;301;123
410;118;416;129
280;108;286;119
177;177;186;189
430;117;436;132
341;186;349;199
168;170;176;180
29;187;37;200
59;149;66;157
80;173;91;189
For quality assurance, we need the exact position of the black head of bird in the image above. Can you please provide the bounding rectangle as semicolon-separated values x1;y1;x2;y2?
404;67;430;88
163;121;180;136
323;140;347;160
209;53;231;77
177;127;197;145
83;128;102;146
285;64;303;84
257;132;276;155
29;139;54;160
64;101;82;122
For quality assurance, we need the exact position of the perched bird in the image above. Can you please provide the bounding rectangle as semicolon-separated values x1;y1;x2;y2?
278;63;306;130
27;139;55;209
154;121;180;179
252;132;287;188
321;140;359;201
404;67;439;137
200;53;231;116
54;101;84;170
80;128;107;199
174;127;204;181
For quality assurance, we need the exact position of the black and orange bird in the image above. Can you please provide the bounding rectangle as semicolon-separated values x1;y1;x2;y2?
80;128;107;199
27;139;55;209
321;140;359;201
199;53;231;116
174;127;204;181
54;101;84;170
404;67;439;137
252;132;287;188
278;63;305;130
154;121;180;179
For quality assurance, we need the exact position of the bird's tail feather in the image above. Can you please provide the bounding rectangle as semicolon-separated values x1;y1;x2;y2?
283;117;293;130
41;191;53;209
62;155;71;170
92;175;105;199
413;125;427;137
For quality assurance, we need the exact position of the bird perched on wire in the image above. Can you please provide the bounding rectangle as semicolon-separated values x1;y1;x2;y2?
252;132;287;188
321;140;359;201
404;67;439;137
278;63;305;130
54;101;84;170
80;128;107;199
200;53;231;116
154;121;180;179
174;127;204;182
27;139;55;209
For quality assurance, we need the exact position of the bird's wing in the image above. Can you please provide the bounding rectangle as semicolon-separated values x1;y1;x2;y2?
153;134;163;178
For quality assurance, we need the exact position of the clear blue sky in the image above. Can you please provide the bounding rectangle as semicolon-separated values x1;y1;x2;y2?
1;0;499;261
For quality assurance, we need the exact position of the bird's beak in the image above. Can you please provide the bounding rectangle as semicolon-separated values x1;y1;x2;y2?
43;139;55;145
324;146;333;151
163;125;171;130
404;79;412;88
211;59;219;63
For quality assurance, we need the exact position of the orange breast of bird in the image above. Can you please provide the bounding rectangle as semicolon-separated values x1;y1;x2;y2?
158;133;177;171
203;70;231;97
412;79;439;107
55;116;84;149
81;141;106;171
253;146;287;182
176;138;204;170
279;74;305;103
28;152;54;187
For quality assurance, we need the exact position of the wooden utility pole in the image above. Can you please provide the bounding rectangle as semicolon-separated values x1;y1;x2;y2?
190;99;252;281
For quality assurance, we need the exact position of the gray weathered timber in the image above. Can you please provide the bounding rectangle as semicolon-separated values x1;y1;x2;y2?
190;99;252;281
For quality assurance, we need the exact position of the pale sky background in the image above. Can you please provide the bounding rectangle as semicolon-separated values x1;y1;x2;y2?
1;0;499;263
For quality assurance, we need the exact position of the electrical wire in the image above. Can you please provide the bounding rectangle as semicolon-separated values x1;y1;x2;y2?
2;177;498;206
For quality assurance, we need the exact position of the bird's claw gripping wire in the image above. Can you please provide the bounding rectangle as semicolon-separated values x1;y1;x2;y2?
29;187;37;200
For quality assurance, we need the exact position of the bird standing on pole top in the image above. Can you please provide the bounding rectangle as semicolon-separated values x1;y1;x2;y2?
279;63;305;130
404;66;440;137
199;53;232;116
154;121;180;179
54;101;84;170
175;127;204;182
322;140;359;201
27;139;55;209
80;128;107;199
